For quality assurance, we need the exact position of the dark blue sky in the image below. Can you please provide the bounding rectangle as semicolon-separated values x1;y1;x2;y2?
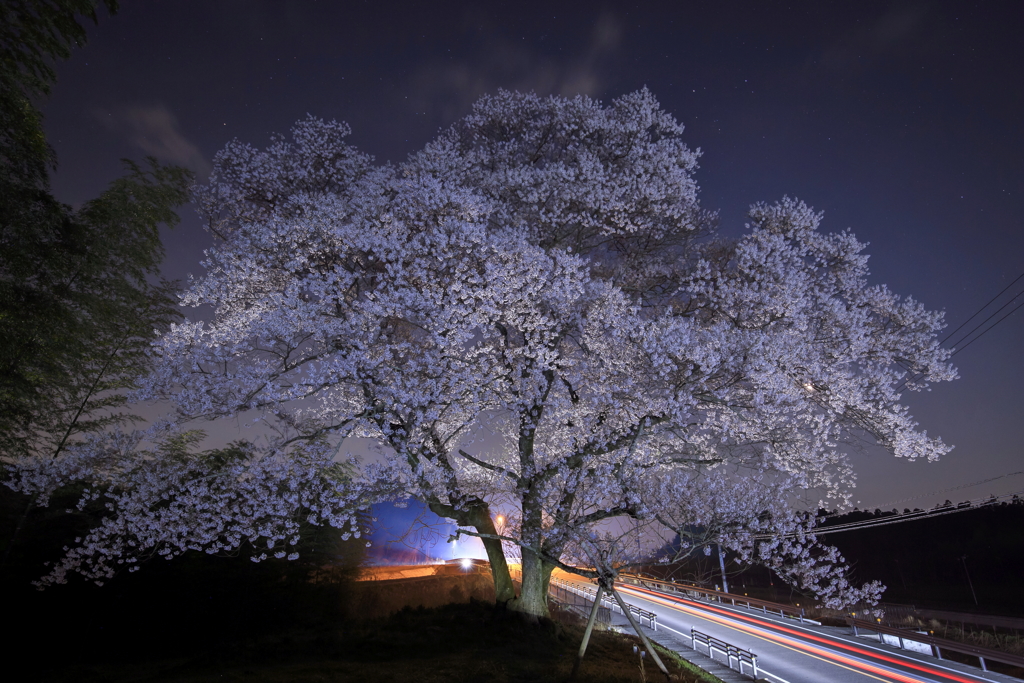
42;0;1024;510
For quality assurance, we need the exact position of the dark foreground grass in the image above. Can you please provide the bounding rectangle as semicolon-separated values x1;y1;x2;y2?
45;600;721;683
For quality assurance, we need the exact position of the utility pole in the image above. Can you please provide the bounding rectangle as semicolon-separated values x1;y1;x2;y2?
894;559;908;591
717;543;729;594
960;555;978;606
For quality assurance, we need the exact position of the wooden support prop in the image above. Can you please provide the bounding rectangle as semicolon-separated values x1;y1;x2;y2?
611;586;671;682
569;585;604;681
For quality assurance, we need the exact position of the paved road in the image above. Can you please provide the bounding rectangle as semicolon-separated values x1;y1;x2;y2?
555;572;1018;683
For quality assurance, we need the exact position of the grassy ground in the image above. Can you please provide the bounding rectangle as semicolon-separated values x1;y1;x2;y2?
3;495;718;683
40;600;721;683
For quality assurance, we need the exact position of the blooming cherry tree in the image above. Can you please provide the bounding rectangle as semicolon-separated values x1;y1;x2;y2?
7;91;955;616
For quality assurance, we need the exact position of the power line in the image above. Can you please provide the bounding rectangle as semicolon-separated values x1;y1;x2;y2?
939;270;1024;346
849;470;1024;515
757;489;1023;540
775;275;1024;536
950;297;1024;357
793;276;1024;540
811;490;1023;537
946;285;1024;350
894;269;1024;393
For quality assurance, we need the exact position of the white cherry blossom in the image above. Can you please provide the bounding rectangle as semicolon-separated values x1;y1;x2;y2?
7;91;954;614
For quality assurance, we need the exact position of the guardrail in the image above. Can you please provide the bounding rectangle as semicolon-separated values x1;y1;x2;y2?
871;604;1024;632
551;577;658;630
548;580;612;626
559;575;758;679
848;618;1024;673
691;628;759;680
619;574;817;624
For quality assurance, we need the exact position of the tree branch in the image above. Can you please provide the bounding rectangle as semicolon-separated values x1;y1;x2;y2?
457;449;520;484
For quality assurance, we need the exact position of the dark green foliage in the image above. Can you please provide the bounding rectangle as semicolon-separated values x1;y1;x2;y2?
1;159;192;461
0;2;193;591
1;0;192;462
2;481;368;680
1;1;119;186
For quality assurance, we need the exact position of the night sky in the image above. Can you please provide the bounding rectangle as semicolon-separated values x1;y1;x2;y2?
40;1;1024;513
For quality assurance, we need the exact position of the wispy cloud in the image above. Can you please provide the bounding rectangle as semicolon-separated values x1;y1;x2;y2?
407;10;622;127
94;104;211;177
819;5;928;72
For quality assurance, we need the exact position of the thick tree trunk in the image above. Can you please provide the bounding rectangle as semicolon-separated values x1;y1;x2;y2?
510;547;553;619
428;499;516;606
465;504;517;606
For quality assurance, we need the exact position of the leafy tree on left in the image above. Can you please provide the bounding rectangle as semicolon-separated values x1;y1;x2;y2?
1;0;191;457
0;158;191;460
0;1;192;562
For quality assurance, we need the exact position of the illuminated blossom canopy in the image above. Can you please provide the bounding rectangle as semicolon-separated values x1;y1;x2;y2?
8;90;955;612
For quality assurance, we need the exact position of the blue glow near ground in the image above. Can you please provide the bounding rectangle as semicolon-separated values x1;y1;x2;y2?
367;500;488;564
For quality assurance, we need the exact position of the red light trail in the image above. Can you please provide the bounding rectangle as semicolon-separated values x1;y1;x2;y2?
619;584;984;683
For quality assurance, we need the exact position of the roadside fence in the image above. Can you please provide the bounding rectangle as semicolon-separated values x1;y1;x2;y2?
551;573;760;680
619;573;819;624
848;617;1024;674
690;628;759;680
548;579;612;627
550;577;658;630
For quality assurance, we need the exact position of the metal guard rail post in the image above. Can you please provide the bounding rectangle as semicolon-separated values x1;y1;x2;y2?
691;627;759;680
848;617;1024;673
620;573;810;623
